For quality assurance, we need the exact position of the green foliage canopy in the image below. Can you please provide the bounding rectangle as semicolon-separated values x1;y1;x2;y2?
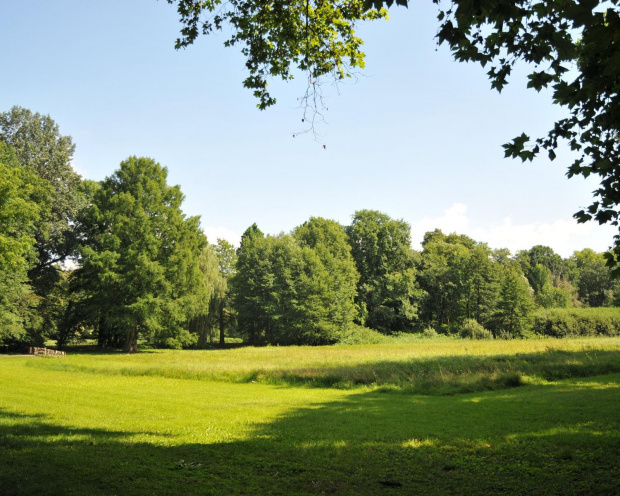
0;107;86;344
419;230;501;329
494;268;535;337
345;210;420;333
73;157;207;352
0;144;50;344
233;219;360;345
167;0;387;109
570;248;616;306
293;217;360;329
0;107;85;276
214;239;238;344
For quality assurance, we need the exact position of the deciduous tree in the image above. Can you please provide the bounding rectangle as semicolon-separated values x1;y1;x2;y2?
0;107;86;343
166;0;387;112
570;248;615;306
214;239;237;345
345;210;420;333
293;217;360;330
232;224;267;344
233;220;359;345
0;106;85;281
419;230;500;329
0;144;50;345
494;268;535;337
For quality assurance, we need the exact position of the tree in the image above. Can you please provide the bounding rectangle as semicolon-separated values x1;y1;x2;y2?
262;234;342;345
186;239;236;347
345;210;420;333
166;0;387;113
0;106;85;280
214;239;237;345
168;1;620;271
463;242;503;324
0;143;50;345
570;248;615;306
0;107;86;343
533;273;576;309
232;224;266;345
418;230;469;327
293;217;360;330
73;157;206;352
516;245;577;308
517;246;567;284
188;243;221;347
419;230;501;329
494;268;535;337
232;222;358;345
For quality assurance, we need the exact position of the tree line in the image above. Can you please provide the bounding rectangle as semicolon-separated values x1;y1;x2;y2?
1;106;618;351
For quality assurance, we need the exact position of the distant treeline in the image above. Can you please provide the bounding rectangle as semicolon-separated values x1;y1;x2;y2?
1;106;619;351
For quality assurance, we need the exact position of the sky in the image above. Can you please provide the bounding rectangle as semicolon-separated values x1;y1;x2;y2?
1;0;615;257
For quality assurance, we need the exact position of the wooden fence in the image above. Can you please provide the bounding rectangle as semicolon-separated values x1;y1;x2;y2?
29;347;66;357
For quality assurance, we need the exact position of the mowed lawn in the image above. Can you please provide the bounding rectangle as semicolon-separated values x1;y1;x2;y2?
1;338;619;495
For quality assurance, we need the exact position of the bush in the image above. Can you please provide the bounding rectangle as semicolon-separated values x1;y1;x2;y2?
459;319;494;340
423;326;438;338
496;329;514;340
532;308;620;337
336;325;389;345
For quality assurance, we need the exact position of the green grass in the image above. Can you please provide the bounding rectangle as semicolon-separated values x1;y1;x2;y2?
28;337;620;393
1;337;619;494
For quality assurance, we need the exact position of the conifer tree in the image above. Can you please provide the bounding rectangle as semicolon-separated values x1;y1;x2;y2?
74;157;206;352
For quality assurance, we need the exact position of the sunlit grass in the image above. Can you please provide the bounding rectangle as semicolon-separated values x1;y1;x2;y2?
0;359;351;447
1;339;619;494
27;337;620;394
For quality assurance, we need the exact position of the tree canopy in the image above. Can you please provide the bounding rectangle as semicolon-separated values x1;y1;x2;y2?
4;106;620;350
73;157;207;352
232;222;359;346
0;106;85;275
0;107;87;344
167;0;386;112
0;144;50;344
345;210;420;332
419;230;501;329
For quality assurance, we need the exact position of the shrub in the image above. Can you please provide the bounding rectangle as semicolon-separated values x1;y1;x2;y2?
496;329;514;340
336;325;389;345
532;308;620;337
459;319;494;340
423;326;438;338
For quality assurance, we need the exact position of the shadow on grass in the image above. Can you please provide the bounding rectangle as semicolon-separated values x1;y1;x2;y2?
247;348;620;394
1;376;619;495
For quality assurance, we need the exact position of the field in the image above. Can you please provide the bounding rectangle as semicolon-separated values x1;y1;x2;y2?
1;337;619;495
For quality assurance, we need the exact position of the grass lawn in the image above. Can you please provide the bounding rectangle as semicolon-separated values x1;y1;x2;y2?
1;337;619;495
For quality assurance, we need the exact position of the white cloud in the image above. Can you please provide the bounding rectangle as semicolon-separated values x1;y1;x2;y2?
411;203;470;239
410;203;616;257
203;226;240;247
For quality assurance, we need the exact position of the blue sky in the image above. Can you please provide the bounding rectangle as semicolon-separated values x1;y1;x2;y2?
1;0;615;257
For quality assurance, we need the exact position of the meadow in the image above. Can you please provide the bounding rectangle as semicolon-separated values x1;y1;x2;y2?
1;337;619;495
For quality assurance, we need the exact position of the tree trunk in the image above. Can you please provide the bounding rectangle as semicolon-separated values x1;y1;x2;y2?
123;327;138;353
219;300;225;346
195;316;208;348
250;321;256;345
